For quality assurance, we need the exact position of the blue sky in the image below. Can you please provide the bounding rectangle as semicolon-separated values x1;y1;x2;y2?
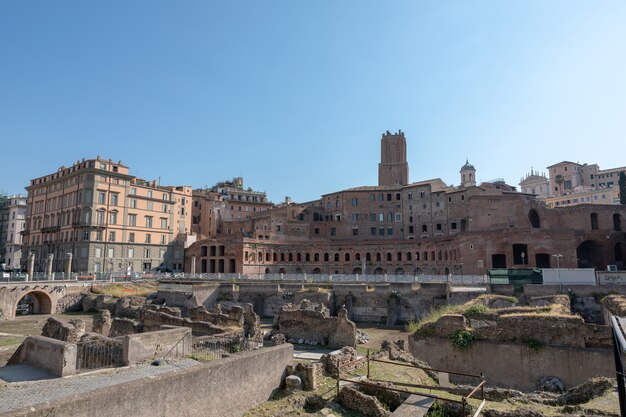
1;1;625;202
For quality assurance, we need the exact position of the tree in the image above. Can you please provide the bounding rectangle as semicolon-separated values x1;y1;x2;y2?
554;174;564;195
619;171;626;205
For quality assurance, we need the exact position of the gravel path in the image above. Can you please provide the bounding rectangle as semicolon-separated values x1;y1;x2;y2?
0;359;200;413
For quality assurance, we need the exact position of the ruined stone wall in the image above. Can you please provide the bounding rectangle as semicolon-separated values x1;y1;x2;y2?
139;309;224;336
409;337;614;392
274;306;356;348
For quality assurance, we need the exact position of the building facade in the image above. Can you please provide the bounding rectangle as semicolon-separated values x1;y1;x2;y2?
186;131;626;275
21;157;192;273
0;194;26;270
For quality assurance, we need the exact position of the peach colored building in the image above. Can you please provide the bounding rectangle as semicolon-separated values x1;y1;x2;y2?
21;157;192;273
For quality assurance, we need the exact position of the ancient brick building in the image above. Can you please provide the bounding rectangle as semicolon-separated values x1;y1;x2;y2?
186;131;626;276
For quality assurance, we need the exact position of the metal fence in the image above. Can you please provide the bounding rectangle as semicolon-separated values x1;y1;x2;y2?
188;338;263;362
76;339;124;371
0;270;488;285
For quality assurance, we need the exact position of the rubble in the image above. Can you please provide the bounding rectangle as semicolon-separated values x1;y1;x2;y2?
41;317;85;343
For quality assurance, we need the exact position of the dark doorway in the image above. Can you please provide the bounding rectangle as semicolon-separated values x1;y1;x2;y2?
461;219;467;232
614;214;622;231
591;213;599;230
512;244;528;265
616;243;623;263
229;259;236;273
492;254;507;268
577;240;604;269
535;253;551;268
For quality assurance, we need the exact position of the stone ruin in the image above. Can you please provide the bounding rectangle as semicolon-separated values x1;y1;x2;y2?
273;299;356;348
41;316;86;343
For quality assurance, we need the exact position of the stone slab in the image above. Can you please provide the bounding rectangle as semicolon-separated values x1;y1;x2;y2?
391;394;434;417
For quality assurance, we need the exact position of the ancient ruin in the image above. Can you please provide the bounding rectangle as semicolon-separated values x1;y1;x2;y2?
273;299;356;348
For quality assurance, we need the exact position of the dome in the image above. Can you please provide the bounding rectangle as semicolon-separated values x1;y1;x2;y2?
460;159;475;172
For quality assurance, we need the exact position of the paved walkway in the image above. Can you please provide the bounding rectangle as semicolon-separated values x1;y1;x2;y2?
0;364;54;383
0;359;200;414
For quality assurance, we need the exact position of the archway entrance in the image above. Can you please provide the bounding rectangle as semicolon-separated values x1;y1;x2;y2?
577;240;605;270
15;291;52;316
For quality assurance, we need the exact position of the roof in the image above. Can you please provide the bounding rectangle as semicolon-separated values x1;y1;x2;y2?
546;161;581;169
460;159;475;171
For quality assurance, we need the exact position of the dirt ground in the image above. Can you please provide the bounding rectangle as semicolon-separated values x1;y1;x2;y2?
0;312;94;365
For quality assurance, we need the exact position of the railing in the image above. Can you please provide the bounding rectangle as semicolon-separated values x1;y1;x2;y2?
157;272;488;284
334;350;486;417
189;338;263;362
76;339;123;371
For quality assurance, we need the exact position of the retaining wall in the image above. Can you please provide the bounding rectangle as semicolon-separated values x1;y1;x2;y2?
409;336;614;391
4;344;293;417
121;327;192;365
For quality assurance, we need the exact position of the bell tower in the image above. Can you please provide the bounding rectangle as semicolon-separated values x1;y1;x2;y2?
378;130;409;186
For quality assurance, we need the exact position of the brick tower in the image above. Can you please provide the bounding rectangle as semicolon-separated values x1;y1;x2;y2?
378;130;409;186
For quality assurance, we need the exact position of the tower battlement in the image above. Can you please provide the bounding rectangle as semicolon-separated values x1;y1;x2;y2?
378;129;409;186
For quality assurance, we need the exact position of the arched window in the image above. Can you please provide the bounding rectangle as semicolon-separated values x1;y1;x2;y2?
366;253;371;262
406;252;412;261
273;253;278;262
305;253;310;262
314;253;320;262
528;209;540;228
355;253;361;262
424;251;428;261
438;251;442;261
297;253;302;262
280;253;285;262
415;252;420;261
397;252;402;261
324;253;330;262
386;252;392;262
431;251;436;261
345;253;351;262
334;253;340;262
288;253;293;262
265;252;270;262
376;253;382;262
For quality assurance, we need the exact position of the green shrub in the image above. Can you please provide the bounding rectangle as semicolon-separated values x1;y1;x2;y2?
448;330;478;350
526;338;544;352
426;401;454;417
462;304;489;317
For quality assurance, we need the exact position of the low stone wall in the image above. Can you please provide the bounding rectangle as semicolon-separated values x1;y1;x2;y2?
121;327;192;365
7;336;77;377
4;344;293;417
274;306;356;348
140;308;224;336
409;336;614;391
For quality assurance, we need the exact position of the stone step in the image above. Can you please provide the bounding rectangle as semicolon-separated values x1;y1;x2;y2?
391;394;434;417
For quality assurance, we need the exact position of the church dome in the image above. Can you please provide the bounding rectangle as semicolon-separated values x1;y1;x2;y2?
460;159;475;172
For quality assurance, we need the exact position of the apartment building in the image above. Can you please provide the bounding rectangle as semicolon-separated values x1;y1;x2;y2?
0;194;26;270
21;157;192;273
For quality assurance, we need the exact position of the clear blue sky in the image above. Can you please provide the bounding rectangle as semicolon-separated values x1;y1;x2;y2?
1;1;625;202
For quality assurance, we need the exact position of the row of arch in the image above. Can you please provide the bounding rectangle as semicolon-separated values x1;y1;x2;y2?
528;209;623;232
272;266;451;275
244;249;460;264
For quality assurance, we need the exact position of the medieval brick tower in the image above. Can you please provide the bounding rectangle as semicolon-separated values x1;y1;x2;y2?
378;130;409;186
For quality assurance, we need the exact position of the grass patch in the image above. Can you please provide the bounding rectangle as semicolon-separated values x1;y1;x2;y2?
462;304;489;317
448;330;478;350
0;337;22;347
406;305;459;333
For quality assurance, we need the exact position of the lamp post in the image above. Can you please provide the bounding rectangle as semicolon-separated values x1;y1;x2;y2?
521;252;526;266
553;254;563;291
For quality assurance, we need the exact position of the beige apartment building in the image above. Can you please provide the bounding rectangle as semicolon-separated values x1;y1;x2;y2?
0;194;27;270
21;157;192;273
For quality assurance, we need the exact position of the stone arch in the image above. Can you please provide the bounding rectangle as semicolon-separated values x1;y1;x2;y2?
444;267;450;275
295;267;302;273
414;267;422;275
311;267;321;274
394;267;405;275
278;267;286;274
352;267;362;274
14;290;53;316
264;267;270;274
577;240;605;269
374;267;386;275
528;209;541;228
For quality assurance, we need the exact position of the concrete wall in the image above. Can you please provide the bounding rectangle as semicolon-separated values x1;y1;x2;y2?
542;268;596;285
409;337;614;391
5;344;293;417
8;336;77;377
121;327;192;365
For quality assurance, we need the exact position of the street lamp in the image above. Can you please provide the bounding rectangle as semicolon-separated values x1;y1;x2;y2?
553;254;563;291
521;252;526;266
